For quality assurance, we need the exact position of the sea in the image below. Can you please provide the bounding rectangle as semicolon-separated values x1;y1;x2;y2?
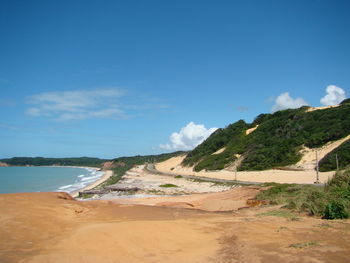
0;166;104;194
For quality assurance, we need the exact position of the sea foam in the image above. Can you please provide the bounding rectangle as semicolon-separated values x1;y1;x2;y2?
56;168;104;194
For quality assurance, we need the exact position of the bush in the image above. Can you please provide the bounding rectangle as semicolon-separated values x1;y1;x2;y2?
256;169;350;219
324;200;349;219
301;190;327;216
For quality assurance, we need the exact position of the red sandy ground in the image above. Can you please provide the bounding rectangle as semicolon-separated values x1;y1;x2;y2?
0;188;349;263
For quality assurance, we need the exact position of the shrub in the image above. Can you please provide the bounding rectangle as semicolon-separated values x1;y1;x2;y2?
256;169;350;219
303;190;327;216
323;200;349;219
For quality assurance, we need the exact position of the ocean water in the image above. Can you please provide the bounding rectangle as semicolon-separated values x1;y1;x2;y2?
0;166;104;194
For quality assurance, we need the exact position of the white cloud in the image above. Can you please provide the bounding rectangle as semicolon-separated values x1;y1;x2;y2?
320;85;346;106
160;122;217;151
271;92;309;112
26;88;124;121
56;108;124;121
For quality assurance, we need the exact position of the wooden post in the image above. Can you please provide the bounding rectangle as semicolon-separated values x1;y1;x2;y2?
315;150;320;184
336;153;339;171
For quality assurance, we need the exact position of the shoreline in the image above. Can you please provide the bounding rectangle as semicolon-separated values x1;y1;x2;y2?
70;169;113;198
41;165;114;197
0;165;114;198
34;165;114;197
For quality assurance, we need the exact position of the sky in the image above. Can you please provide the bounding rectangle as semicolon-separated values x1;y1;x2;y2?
1;0;350;159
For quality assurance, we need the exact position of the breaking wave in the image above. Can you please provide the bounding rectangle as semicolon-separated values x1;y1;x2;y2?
57;168;104;194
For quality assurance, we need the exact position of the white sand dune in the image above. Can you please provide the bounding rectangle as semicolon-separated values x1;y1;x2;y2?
294;134;350;170
245;125;259;135
306;105;339;112
212;147;226;155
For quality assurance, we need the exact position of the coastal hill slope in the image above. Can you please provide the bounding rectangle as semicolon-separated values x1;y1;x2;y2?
182;99;350;172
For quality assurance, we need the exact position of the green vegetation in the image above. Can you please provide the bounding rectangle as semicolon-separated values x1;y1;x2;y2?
257;209;299;219
324;200;348;219
182;103;350;171
174;175;183;178
99;151;185;187
256;183;319;206
159;183;178;188
188;177;244;187
0;157;107;167
256;169;350;219
319;139;350;171
288;241;320;249
79;193;94;199
183;120;249;171
340;98;350;105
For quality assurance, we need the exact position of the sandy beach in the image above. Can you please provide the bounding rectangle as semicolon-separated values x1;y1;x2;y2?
71;169;113;198
42;166;114;198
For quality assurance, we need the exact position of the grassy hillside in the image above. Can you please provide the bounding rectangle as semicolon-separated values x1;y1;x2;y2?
183;102;350;171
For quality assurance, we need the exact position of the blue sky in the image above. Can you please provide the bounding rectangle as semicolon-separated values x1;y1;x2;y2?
1;0;349;159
